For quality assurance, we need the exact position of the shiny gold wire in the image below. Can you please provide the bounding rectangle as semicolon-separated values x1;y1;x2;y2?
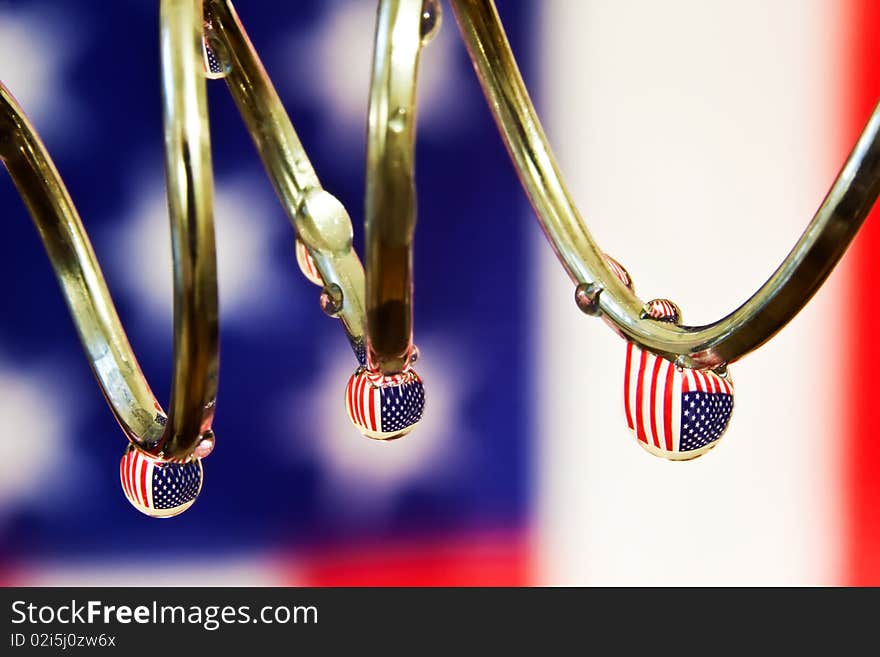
205;0;368;358
363;0;427;375
450;0;880;369
5;0;879;461
0;0;218;460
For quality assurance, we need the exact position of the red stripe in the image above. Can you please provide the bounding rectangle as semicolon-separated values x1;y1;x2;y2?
358;374;368;428
368;384;377;432
682;369;690;393
623;342;634;429
663;361;674;452
128;450;137;503
138;459;149;508
699;370;710;393
649;356;663;448
354;374;364;427
707;371;719;394
847;0;880;585
298;532;530;586
634;349;648;443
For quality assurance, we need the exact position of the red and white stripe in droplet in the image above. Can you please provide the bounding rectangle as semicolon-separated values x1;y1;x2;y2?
603;254;633;290
346;370;384;434
644;298;679;321
623;342;733;453
295;239;324;286
119;446;157;510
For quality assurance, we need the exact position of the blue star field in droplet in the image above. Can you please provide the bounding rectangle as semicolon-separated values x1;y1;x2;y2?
680;391;733;451
152;462;201;509
380;379;425;432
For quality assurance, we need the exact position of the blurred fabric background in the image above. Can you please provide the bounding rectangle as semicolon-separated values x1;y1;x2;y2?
1;0;878;585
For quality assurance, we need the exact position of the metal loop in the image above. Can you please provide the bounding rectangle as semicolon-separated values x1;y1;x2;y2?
364;0;431;374
0;0;219;460
450;0;880;368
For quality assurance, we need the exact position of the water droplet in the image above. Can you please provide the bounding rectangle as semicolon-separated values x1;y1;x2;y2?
419;0;442;45
319;283;344;317
194;430;215;459
389;107;408;133
574;282;602;315
202;28;231;79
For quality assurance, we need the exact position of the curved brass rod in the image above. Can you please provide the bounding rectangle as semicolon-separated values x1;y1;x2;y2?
206;0;368;360
160;0;220;458
364;0;428;375
0;0;219;460
450;0;880;369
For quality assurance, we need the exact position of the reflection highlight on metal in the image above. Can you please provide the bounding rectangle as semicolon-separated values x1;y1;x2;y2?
1;0;879;503
204;0;367;358
364;0;428;375
1;0;218;462
449;0;880;369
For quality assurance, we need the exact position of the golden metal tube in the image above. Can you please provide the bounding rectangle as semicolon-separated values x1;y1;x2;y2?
0;0;219;460
206;0;367;357
0;83;167;447
364;0;426;374
450;0;880;368
160;0;220;458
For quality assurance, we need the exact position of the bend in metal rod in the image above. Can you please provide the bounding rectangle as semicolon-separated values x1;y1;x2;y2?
0;0;219;460
207;0;367;354
364;0;426;374
450;0;880;368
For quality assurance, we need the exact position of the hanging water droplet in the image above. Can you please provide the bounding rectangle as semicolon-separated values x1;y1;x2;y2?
202;27;231;79
319;283;344;317
389;107;408;134
419;0;442;45
574;282;602;316
193;429;215;459
294;157;310;175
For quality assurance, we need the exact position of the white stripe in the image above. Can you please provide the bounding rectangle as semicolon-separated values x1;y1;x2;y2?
373;384;383;432
671;364;682;452
640;351;654;447
537;0;843;585
144;459;154;509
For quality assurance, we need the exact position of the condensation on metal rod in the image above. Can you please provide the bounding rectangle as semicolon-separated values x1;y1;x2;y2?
205;0;367;359
450;0;880;368
0;0;220;461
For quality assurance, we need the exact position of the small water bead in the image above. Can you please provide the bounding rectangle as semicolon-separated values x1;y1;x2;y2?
574;282;602;316
389;107;408;134
193;429;215;459
319;283;344;317
202;29;231;79
419;0;442;45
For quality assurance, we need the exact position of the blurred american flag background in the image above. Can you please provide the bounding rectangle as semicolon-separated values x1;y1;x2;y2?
0;0;878;586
